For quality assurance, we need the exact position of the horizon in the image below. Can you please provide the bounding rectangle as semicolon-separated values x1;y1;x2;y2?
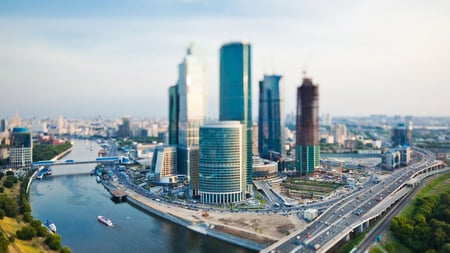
1;0;449;118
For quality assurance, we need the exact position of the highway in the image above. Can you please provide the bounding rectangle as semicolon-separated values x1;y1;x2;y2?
262;147;446;253
356;170;449;252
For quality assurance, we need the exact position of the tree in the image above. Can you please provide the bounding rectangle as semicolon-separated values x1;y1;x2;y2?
16;226;37;240
60;246;72;253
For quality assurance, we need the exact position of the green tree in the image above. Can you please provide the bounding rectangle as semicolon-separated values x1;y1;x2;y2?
16;226;37;240
60;246;72;253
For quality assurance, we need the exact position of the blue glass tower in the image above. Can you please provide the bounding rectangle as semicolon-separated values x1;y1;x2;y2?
219;42;252;193
258;75;284;160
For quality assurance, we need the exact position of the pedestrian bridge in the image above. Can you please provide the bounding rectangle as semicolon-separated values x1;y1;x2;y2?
31;156;132;168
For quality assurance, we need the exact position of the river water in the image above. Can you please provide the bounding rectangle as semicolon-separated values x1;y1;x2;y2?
30;139;255;253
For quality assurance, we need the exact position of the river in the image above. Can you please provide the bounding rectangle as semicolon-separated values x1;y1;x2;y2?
30;139;255;253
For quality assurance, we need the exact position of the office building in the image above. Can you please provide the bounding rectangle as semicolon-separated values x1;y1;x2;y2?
199;121;246;204
177;43;208;177
117;116;131;138
392;122;412;147
258;74;284;160
296;77;320;175
9;127;32;169
219;42;252;193
151;146;177;181
168;85;179;145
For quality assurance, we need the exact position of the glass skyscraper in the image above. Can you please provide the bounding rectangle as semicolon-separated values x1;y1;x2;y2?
296;77;320;175
199;121;246;204
168;85;179;145
177;43;208;178
258;75;284;160
10;127;32;169
219;42;252;193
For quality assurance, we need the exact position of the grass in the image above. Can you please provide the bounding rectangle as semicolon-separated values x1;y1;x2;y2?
0;176;57;253
256;192;267;205
336;232;366;253
369;245;384;253
401;171;450;217
381;231;412;253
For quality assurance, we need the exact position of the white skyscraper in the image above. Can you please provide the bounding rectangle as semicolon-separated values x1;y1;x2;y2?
177;43;208;177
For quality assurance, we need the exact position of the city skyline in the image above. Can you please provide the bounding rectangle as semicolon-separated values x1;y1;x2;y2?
1;0;449;118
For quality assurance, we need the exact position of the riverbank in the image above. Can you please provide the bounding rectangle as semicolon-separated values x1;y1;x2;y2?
109;182;306;252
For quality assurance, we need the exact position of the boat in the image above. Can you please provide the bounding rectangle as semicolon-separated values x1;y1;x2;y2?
98;216;113;227
36;168;52;180
44;220;57;233
96;175;102;183
90;169;95;176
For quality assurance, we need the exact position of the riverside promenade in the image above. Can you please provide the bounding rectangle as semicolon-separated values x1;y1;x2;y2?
108;181;307;252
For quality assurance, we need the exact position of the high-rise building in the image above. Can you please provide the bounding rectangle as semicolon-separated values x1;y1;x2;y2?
219;42;252;193
258;75;284;161
0;119;6;132
9;127;32;169
117;116;131;138
392;122;412;147
199;121;246;204
332;124;347;145
296;77;320;175
168;85;179;145
177;43;208;177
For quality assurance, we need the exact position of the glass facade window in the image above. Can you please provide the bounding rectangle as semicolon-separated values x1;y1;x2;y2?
199;121;246;204
168;85;179;145
258;75;284;160
219;42;253;191
10;127;32;169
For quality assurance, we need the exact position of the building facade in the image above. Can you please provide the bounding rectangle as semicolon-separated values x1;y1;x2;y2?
392;122;412;147
177;43;208;177
199;121;246;204
296;77;320;175
151;146;177;181
258;74;284;160
219;42;252;193
9;127;32;169
168;85;179;145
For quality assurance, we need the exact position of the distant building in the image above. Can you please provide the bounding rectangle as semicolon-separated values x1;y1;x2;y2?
219;42;253;193
189;146;200;197
150;146;177;181
332;124;347;145
9;127;32;169
296;77;320;175
0;118;6;132
392;122;412;147
117;116;131;138
199;121;246;204
252;124;258;156
258;75;284;161
382;146;411;170
168;85;179;145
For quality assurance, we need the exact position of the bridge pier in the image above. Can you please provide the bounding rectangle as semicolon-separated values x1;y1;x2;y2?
360;224;364;233
365;221;370;229
346;233;350;241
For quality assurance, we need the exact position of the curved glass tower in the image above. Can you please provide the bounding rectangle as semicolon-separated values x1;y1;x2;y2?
199;121;246;204
219;42;252;193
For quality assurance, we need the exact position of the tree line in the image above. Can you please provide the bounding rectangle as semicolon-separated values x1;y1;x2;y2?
390;192;450;253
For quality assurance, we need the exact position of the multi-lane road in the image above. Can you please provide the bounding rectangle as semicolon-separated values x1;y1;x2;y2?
262;147;446;253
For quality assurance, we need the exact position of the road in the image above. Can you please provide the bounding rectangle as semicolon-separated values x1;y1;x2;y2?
356;172;447;252
262;147;444;253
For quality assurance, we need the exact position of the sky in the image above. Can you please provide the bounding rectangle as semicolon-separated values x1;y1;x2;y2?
0;0;449;120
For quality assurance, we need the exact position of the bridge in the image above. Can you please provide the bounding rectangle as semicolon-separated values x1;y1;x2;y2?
261;147;447;253
31;156;132;168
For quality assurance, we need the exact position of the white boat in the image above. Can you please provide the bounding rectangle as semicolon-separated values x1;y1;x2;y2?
97;215;113;227
44;220;57;233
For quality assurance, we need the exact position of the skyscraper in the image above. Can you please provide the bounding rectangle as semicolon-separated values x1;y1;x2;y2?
168;85;179;145
9;127;32;169
219;42;252;193
296;77;320;175
199;121;246;204
117;116;131;138
177;43;208;177
392;122;412;147
258;75;284;160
